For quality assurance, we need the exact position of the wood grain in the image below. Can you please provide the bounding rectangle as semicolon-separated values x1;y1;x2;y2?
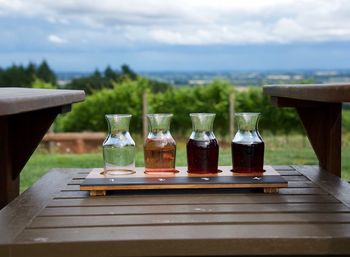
13;224;350;253
0;169;83;243
0;87;85;209
52;194;339;206
2;166;350;257
80;166;288;193
28;213;350;229
49;194;339;206
263;84;345;176
295;165;350;208
263;83;350;103
0;116;19;209
38;203;349;217
8;237;350;257
0;87;85;115
297;103;341;176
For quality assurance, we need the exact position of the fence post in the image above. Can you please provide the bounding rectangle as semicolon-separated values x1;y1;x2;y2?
229;92;235;137
48;124;54;153
143;91;148;141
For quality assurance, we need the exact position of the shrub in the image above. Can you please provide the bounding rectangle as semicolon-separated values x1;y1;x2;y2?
235;87;302;134
150;80;233;136
56;79;304;136
55;78;148;133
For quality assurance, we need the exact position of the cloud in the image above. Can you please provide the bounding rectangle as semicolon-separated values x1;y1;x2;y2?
48;34;67;44
0;0;350;46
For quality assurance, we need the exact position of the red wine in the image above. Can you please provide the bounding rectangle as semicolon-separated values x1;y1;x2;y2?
232;141;264;173
187;139;219;174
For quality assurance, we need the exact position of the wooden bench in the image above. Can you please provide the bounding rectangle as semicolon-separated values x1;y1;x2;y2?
0;88;85;209
1;165;350;256
263;83;350;177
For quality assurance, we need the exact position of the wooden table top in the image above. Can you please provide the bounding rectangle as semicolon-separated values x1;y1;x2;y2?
1;165;350;256
263;83;350;103
0;87;85;115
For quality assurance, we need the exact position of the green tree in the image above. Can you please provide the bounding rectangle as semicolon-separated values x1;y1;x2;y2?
104;66;121;81
0;61;57;88
148;79;172;93
66;68;113;94
121;64;138;80
0;64;29;87
65;65;149;95
36;60;57;85
31;78;56;89
25;62;37;84
92;69;102;78
235;88;302;134
150;80;233;135
55;78;149;133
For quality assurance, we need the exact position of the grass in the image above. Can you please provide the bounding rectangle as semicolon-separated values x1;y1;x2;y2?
20;134;350;192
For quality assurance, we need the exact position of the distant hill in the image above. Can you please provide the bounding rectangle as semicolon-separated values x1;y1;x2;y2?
56;69;350;87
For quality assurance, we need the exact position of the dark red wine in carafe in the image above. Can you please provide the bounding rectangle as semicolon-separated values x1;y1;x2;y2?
187;139;219;173
232;141;264;173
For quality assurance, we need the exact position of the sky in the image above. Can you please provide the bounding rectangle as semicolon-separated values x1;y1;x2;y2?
0;0;350;72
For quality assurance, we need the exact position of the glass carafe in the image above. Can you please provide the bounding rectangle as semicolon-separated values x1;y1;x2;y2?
103;114;136;175
187;113;219;174
231;112;264;173
144;113;176;173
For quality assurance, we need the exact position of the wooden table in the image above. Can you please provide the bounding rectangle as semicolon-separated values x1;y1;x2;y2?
0;88;85;209
263;83;350;177
1;165;350;256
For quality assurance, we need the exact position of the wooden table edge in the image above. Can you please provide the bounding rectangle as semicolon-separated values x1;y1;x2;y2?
0;168;92;244
293;165;350;208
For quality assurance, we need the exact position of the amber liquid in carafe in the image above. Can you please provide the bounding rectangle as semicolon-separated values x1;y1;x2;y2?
231;141;264;173
187;139;219;174
144;139;176;173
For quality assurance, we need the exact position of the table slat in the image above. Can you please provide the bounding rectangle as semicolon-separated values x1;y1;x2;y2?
48;194;339;206
39;203;349;217
2;166;350;257
28;213;350;229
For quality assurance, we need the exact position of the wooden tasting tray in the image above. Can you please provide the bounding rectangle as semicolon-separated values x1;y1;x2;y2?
80;166;288;196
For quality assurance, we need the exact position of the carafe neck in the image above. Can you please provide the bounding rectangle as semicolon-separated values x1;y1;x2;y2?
190;113;215;133
147;113;173;134
235;112;260;132
105;114;131;136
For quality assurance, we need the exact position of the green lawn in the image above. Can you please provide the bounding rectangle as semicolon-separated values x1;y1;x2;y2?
20;134;350;192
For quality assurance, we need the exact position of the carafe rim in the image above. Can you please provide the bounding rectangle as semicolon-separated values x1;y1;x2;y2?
105;114;132;118
235;112;261;116
190;112;216;117
147;113;173;118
